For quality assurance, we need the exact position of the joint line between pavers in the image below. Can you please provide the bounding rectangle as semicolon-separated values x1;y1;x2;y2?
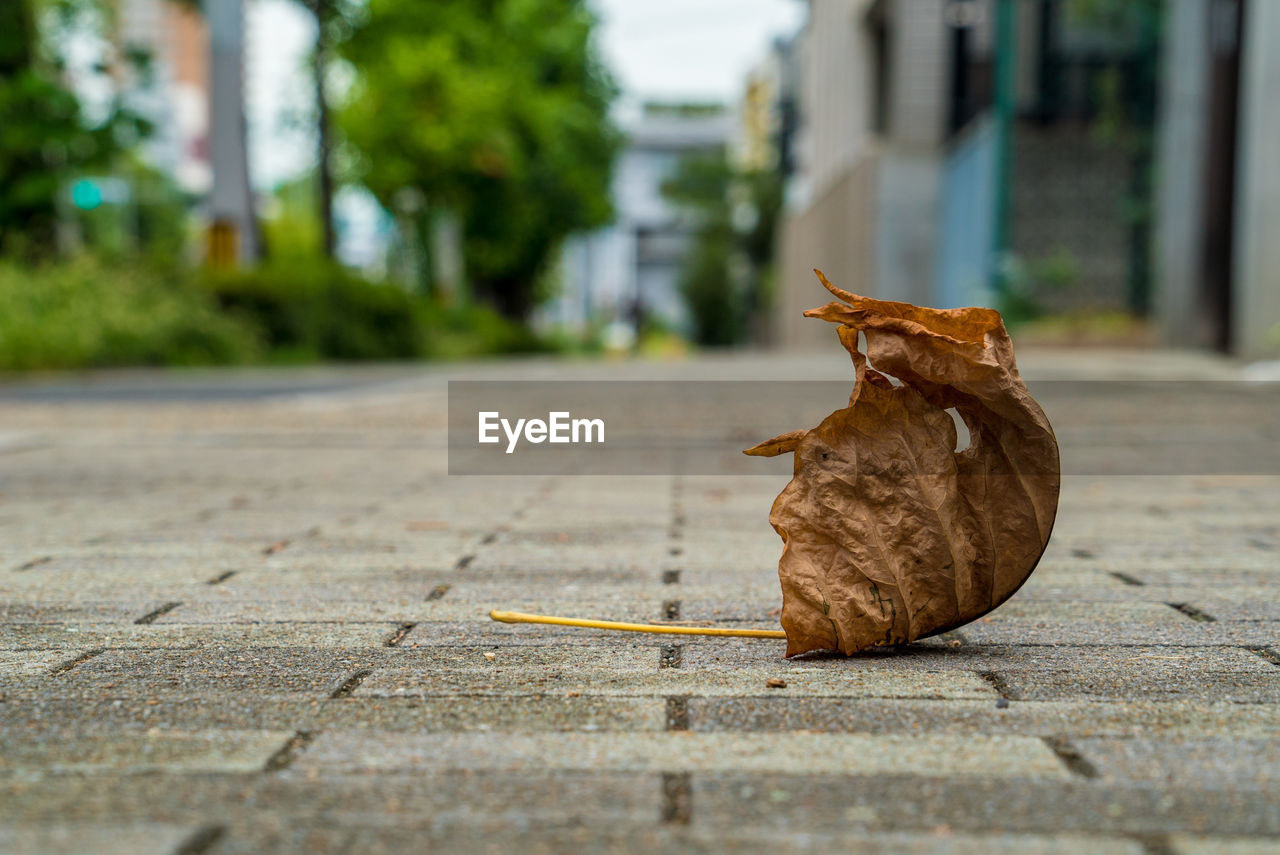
262;539;291;556
977;670;1018;701
1248;646;1280;667
172;824;226;855
664;696;690;731
385;622;418;647
1167;602;1216;623
1043;736;1098;779
1130;833;1175;855
660;771;692;825
330;669;373;699
262;731;317;773
135;601;183;625
47;647;106;676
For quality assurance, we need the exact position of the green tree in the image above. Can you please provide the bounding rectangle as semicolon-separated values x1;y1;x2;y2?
0;0;148;257
663;149;783;347
337;0;619;320
289;0;357;260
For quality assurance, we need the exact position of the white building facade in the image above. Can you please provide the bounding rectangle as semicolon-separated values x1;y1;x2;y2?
544;106;731;336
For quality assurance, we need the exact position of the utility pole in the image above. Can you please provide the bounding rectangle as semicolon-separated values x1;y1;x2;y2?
208;0;258;265
991;0;1016;298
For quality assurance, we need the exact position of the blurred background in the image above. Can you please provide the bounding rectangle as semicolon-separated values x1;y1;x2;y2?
1;0;1276;370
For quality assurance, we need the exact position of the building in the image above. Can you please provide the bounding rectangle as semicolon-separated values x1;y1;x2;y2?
116;0;211;194
734;37;799;178
775;0;1162;348
546;104;731;336
1155;0;1280;360
116;0;261;264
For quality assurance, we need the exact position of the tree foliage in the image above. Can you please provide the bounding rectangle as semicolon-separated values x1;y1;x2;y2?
662;149;783;347
0;0;149;257
337;0;620;318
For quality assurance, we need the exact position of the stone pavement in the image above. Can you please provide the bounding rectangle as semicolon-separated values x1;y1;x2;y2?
1;351;1278;854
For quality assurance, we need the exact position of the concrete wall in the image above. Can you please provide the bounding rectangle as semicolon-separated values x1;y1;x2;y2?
1155;0;1280;359
789;0;876;208
886;0;948;148
1232;0;1280;360
778;0;950;346
873;151;941;305
777;157;879;349
1154;0;1211;348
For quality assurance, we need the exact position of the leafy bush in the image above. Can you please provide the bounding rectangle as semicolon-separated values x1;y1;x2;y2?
203;261;555;362
202;262;426;361
417;300;553;359
0;257;260;370
0;256;558;371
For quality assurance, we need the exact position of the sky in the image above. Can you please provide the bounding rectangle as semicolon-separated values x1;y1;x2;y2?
244;0;807;188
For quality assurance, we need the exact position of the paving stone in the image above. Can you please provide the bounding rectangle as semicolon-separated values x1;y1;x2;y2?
295;732;1068;777
682;643;1280;702
37;648;388;698
202;822;351;855
1074;738;1280;788
357;664;996;700
687;698;1280;738
0;622;399;650
0;601;169;624
985;646;1280;703
336;827;1148;855
0;649;90;677
3;359;1279;847
0;823;203;855
2;693;650;736
0;730;291;776
145;599;438;623
977;601;1190;623
958;619;1280;647
1168;836;1280;855
249;771;664;830
689;774;1280;836
397;620;670;646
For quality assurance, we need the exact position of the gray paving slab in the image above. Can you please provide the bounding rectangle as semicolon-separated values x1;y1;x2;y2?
355;663;996;699
686;698;1280;737
1074;737;1280;788
294;731;1069;777
334;828;1150;855
0;729;291;777
2;357;1278;849
0;823;203;855
0;621;400;650
1168;837;1280;855
689;774;1280;836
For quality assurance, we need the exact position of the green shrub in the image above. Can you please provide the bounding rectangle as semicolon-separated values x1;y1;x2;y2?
201;262;426;361
0;256;560;371
417;300;553;360
0;257;260;370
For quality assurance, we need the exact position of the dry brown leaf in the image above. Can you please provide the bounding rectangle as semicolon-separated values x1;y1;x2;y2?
746;271;1060;657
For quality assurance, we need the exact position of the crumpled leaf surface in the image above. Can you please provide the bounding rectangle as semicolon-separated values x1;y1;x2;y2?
746;272;1060;656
